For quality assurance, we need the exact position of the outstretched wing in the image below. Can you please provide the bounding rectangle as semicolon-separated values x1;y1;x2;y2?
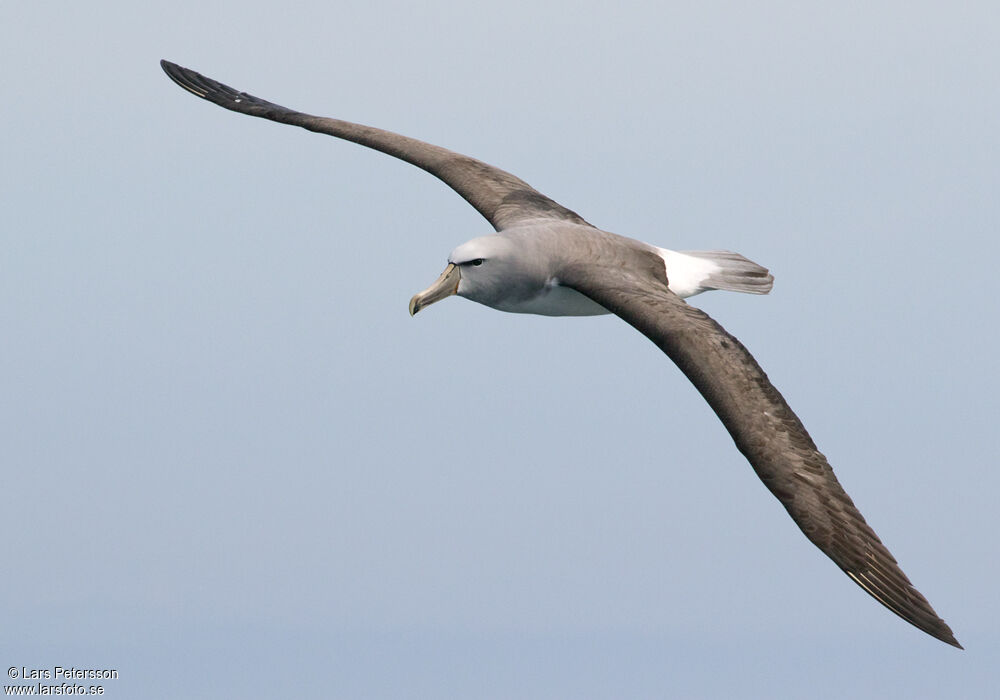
160;60;591;231
561;254;961;648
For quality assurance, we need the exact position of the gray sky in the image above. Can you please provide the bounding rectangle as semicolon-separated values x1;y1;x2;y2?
2;1;997;698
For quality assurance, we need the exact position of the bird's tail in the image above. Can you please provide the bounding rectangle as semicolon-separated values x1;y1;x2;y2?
680;250;774;295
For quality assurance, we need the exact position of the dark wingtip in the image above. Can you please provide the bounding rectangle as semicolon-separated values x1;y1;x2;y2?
916;609;962;649
159;59;182;82
158;59;282;116
159;59;175;82
160;59;192;91
159;59;209;99
160;59;183;84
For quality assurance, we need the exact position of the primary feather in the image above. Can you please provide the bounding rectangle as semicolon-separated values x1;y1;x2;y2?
160;60;960;648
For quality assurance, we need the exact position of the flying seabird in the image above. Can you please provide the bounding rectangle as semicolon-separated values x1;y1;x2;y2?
160;59;960;648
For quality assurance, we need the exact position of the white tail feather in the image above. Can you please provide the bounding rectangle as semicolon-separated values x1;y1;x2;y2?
657;248;774;298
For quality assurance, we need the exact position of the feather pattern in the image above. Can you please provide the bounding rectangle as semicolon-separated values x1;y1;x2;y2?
160;60;589;231
558;258;960;647
160;60;961;648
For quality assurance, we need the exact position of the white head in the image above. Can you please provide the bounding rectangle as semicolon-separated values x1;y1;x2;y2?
409;234;544;315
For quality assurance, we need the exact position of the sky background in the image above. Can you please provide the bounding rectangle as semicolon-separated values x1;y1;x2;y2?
2;2;997;698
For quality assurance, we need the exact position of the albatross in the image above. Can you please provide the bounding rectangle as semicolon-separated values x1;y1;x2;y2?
160;59;960;648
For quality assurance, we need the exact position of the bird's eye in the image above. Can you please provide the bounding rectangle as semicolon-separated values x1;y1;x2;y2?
471;258;484;266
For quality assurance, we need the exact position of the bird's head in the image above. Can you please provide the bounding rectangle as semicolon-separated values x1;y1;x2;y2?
409;235;525;315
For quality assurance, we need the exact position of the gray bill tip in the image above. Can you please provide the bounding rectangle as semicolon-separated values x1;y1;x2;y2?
408;294;422;316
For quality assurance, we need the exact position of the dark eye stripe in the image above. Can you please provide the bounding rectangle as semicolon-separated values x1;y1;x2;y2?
471;258;484;266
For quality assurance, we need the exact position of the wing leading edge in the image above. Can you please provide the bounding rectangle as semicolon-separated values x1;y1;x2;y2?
560;264;961;648
161;59;960;647
160;60;590;231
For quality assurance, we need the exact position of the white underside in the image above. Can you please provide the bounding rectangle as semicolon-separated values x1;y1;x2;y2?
496;248;717;316
496;282;610;316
